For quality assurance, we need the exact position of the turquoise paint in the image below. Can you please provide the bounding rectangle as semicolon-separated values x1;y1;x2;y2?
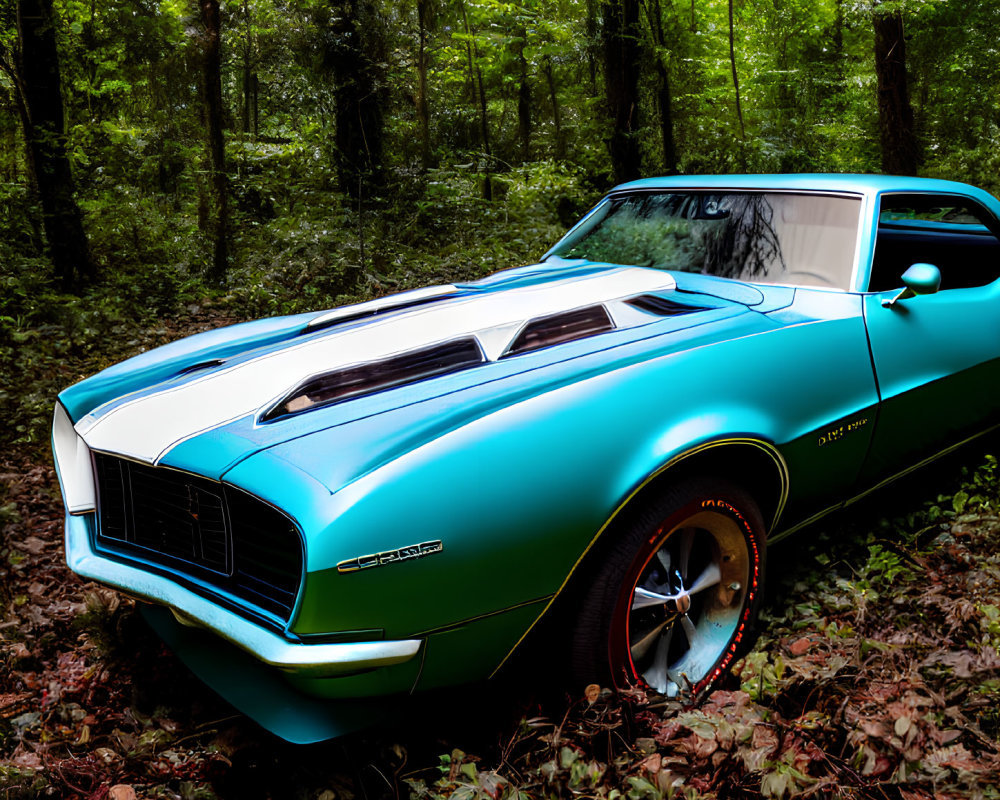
860;282;1000;483
413;600;550;692
141;604;394;743
249;290;876;646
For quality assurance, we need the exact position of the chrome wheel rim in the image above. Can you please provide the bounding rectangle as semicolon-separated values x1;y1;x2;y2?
625;510;751;697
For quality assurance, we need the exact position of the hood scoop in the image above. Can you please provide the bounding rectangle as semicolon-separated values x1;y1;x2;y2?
501;305;615;358
262;337;486;422
77;267;682;464
625;294;712;317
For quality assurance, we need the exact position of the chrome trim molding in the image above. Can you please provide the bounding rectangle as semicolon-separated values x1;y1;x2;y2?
64;513;421;678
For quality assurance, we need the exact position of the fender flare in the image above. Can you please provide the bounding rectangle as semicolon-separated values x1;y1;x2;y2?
489;435;789;677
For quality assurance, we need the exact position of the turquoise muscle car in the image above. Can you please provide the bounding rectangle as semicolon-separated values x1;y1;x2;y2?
52;174;1000;742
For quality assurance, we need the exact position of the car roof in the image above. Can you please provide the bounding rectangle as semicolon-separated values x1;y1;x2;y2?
611;173;995;200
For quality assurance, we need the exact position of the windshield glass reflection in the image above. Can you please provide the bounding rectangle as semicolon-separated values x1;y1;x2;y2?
550;192;862;290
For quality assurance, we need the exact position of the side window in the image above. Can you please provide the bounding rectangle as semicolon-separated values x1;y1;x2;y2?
868;194;1000;292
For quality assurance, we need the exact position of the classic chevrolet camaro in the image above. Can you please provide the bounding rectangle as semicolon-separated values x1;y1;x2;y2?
52;174;1000;741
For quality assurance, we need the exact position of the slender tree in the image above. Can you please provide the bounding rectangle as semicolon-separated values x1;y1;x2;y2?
326;0;387;197
644;0;677;174
9;0;95;290
460;0;492;199
239;0;256;136
728;0;745;139
199;0;228;280
542;55;565;159
585;0;598;94
416;0;432;168
603;0;642;184
516;27;531;161
873;3;918;174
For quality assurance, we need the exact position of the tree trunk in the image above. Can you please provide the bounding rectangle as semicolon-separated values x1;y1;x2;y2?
646;0;676;174
728;0;745;139
200;0;228;280
326;0;387;197
516;28;531;161
16;0;95;290
241;0;252;135
543;56;565;160
832;0;844;60
82;0;96;120
873;7;918;175
603;0;642;185
242;54;252;135
416;0;431;168
252;73;259;137
585;0;598;94
475;61;492;200
460;1;491;200
459;4;476;109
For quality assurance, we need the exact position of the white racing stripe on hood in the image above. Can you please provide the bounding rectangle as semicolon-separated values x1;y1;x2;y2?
78;267;676;463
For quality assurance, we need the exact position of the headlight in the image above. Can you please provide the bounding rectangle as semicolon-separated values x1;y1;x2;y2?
52;402;96;514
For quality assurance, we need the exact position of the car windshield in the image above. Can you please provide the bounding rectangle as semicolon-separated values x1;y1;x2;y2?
548;191;863;290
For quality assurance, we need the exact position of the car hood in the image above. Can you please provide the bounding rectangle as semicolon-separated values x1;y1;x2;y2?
62;264;791;481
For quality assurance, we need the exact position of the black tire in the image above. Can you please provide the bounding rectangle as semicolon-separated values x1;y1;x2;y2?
571;478;766;698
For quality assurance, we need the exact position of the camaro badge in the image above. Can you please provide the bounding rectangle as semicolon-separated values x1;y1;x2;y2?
337;540;443;573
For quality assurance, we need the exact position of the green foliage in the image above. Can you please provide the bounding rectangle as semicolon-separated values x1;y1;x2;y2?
0;765;48;799
409;749;514;800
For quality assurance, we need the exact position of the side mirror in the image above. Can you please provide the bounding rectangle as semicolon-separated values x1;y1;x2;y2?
882;263;941;308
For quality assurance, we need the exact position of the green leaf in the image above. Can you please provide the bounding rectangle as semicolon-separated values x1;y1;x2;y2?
953;490;969;513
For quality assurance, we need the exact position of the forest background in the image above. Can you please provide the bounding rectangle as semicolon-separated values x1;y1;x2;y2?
1;0;999;446
4;0;1000;798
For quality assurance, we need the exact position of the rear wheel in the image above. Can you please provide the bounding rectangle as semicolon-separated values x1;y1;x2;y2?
573;480;765;698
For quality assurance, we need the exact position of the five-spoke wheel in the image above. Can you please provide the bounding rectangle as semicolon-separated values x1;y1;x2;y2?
572;479;765;698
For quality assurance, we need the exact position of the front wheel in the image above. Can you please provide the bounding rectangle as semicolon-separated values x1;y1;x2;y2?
572;479;766;698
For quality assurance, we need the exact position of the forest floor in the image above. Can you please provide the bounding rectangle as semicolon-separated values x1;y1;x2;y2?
3;308;1000;800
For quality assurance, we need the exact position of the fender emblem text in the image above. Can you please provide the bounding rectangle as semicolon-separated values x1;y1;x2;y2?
337;540;444;573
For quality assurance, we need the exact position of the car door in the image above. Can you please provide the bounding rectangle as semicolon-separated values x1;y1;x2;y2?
858;192;1000;487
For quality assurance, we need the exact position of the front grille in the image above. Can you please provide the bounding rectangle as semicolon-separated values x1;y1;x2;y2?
93;454;303;623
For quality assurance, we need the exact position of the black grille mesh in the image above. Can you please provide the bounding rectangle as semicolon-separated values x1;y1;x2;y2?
93;454;302;622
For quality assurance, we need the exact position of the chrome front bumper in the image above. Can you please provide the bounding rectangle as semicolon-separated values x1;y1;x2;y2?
64;513;422;678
